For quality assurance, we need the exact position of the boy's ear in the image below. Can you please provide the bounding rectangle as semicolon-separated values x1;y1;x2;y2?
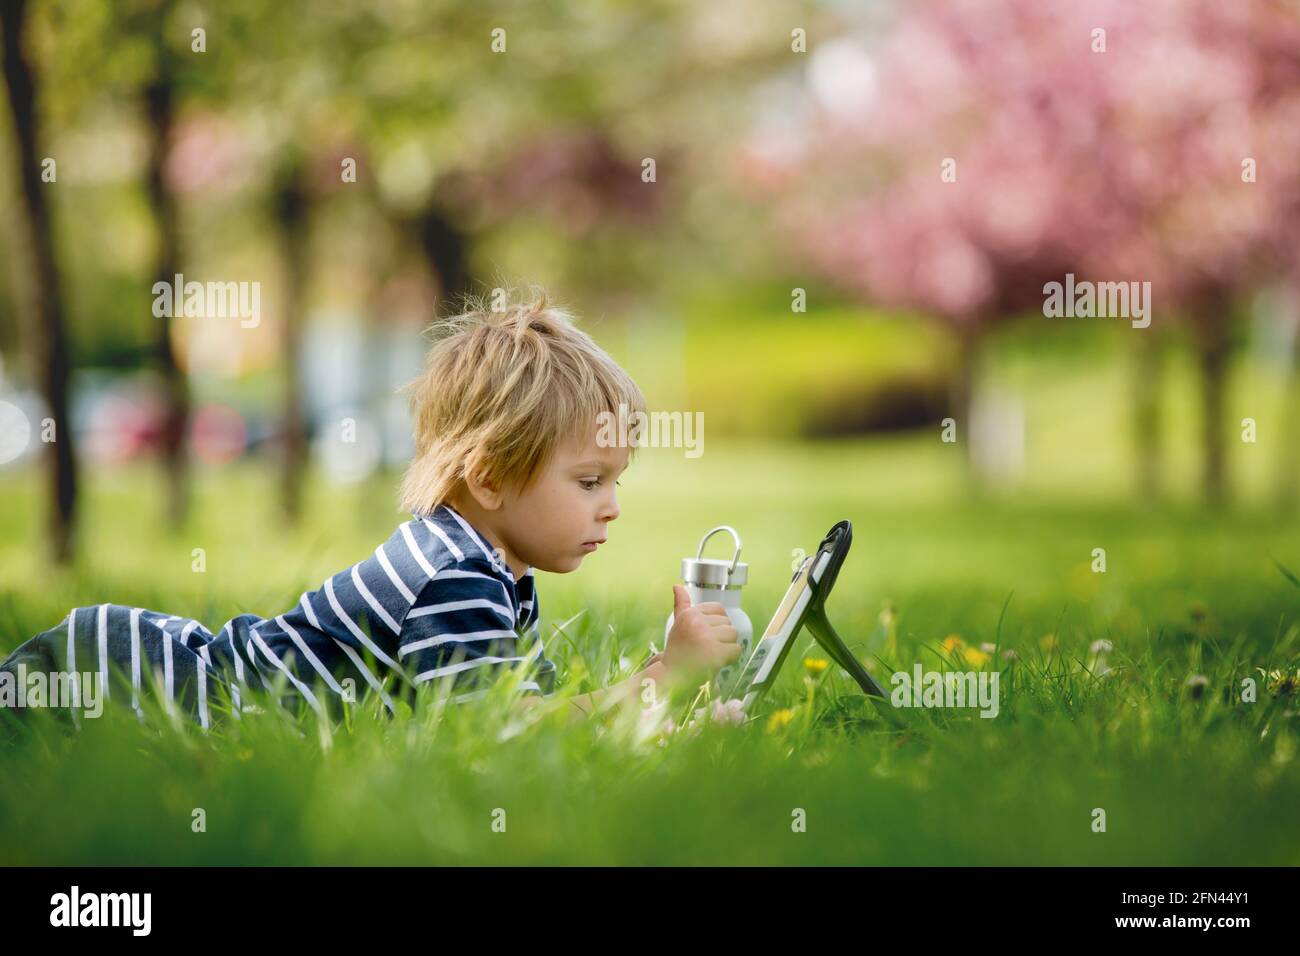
463;468;504;510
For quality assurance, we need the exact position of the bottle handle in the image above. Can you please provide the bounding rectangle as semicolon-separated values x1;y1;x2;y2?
696;525;743;576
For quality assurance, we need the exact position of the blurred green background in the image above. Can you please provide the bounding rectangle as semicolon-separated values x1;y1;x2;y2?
2;0;1299;865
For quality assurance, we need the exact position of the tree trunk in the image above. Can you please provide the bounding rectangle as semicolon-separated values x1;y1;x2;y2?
142;49;191;530
1;0;78;563
274;159;310;526
1132;325;1163;501
1192;298;1233;509
1276;289;1300;513
408;202;472;308
948;321;981;491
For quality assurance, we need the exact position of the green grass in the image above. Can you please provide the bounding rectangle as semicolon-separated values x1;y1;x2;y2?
2;426;1300;864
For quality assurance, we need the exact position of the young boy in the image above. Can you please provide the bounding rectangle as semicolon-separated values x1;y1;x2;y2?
0;289;740;731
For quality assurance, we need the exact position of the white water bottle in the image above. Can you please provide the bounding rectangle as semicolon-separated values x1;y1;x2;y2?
664;525;753;696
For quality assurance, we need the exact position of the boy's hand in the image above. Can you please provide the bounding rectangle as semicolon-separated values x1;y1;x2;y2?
663;585;741;687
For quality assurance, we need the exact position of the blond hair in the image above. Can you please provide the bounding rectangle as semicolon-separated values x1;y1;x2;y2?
397;285;647;517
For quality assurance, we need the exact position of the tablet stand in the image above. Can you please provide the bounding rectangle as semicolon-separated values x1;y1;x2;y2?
802;520;889;700
805;603;888;699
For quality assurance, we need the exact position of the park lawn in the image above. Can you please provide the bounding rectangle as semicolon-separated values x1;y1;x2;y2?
1;426;1299;865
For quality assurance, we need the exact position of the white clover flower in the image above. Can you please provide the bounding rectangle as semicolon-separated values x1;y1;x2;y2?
712;698;746;726
656;717;677;746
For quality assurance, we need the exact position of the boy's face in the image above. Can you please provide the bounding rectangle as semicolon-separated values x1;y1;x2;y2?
465;427;630;577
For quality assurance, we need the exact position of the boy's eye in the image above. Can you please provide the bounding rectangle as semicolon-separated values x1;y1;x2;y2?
579;478;599;490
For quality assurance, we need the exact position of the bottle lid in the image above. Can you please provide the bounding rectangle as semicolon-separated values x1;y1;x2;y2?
682;525;747;588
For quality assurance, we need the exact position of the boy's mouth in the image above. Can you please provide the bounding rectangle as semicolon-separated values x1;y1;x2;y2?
580;538;606;553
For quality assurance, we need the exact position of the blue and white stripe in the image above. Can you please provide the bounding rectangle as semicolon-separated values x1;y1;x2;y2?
0;504;554;727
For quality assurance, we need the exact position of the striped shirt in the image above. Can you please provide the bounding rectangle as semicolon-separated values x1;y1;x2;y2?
0;503;556;729
222;502;555;713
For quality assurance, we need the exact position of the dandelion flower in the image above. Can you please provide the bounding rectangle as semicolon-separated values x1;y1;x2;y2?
942;634;965;652
767;708;796;733
1090;639;1113;655
804;657;829;673
962;647;991;668
1039;634;1057;651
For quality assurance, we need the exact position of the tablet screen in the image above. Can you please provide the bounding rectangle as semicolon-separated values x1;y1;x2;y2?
720;553;816;699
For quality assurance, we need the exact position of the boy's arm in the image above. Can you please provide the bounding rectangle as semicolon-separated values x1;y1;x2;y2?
519;657;674;724
519;587;739;723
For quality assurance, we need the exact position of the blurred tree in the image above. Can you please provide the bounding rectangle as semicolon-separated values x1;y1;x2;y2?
8;0;841;535
1268;285;1300;511
25;0;204;531
751;0;1300;505
1;0;79;562
271;147;311;525
137;0;193;530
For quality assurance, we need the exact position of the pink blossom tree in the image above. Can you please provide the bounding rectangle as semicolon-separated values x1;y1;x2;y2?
745;0;1300;503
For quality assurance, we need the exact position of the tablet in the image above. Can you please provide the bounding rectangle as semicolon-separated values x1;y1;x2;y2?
717;520;887;708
